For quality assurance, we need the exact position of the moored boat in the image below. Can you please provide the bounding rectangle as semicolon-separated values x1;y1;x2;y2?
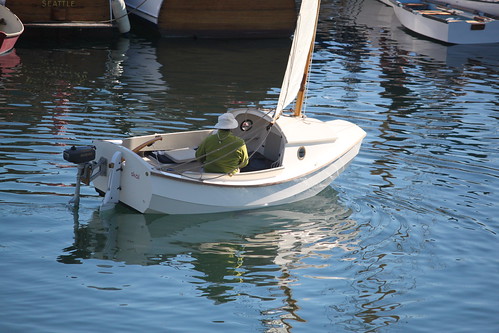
3;0;130;38
436;0;499;16
63;0;366;215
391;0;499;44
125;0;297;38
0;5;23;55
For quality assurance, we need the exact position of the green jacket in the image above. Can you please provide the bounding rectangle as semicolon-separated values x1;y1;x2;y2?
196;131;249;174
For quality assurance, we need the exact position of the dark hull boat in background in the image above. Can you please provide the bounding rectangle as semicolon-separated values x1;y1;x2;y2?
125;0;297;38
3;0;130;39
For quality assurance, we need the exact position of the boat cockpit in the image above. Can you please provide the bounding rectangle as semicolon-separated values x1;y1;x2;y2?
130;109;285;176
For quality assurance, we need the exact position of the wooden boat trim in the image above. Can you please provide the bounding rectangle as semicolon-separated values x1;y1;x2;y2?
24;22;114;28
132;135;163;153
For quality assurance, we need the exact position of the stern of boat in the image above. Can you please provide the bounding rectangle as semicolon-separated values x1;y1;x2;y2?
92;139;156;213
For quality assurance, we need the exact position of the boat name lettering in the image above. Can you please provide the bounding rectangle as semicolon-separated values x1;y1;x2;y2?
41;0;77;8
131;171;140;180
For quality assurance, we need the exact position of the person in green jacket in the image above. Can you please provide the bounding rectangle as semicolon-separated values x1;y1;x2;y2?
195;113;249;175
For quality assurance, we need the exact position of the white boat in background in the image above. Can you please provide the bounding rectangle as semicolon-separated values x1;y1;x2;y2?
380;0;499;15
63;0;366;215
0;5;23;55
358;0;499;68
436;0;499;16
125;0;161;25
391;0;499;44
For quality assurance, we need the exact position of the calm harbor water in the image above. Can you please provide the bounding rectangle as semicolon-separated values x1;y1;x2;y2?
1;0;498;332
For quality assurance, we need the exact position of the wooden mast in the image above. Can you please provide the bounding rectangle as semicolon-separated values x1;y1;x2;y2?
293;2;320;117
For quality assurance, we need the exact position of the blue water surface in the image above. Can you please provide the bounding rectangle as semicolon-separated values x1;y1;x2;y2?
1;0;498;332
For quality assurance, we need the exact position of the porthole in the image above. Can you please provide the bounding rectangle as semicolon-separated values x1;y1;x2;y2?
297;146;306;160
240;119;253;131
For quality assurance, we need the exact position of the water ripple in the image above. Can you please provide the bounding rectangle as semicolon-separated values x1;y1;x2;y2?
1;1;498;331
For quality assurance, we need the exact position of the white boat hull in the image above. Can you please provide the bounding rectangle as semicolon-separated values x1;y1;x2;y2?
392;0;499;44
144;160;349;214
125;0;161;24
378;0;395;7
91;110;365;214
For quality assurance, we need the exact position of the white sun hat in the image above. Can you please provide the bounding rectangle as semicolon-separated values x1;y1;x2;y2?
214;113;238;129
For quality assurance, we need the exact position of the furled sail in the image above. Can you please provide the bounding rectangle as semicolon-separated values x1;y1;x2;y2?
275;0;320;119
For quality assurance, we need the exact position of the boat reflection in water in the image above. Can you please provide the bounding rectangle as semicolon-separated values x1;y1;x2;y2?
124;37;292;121
59;187;359;306
0;48;20;75
105;37;292;130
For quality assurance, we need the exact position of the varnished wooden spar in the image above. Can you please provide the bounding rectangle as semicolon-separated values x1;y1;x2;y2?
144;0;297;38
5;0;129;38
293;2;320;117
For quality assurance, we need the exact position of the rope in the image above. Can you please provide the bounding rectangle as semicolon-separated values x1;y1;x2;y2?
100;0;150;24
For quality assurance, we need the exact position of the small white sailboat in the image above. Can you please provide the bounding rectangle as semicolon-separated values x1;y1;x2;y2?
63;0;366;215
391;0;499;44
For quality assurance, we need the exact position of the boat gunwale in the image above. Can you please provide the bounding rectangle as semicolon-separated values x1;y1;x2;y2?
399;8;496;26
396;0;499;20
147;136;364;188
0;6;24;37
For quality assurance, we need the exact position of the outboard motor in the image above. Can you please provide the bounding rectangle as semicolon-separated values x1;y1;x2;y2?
63;145;96;164
63;145;106;207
